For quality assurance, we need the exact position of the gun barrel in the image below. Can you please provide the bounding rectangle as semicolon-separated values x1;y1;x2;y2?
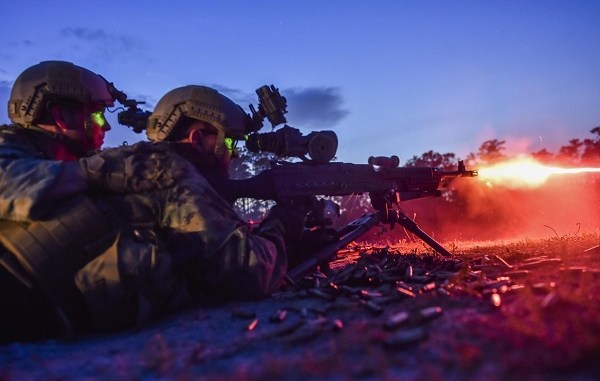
440;160;478;178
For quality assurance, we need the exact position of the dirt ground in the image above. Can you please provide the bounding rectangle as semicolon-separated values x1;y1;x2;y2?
1;232;599;381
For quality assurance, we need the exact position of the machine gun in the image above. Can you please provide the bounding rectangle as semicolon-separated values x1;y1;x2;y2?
224;85;479;281
220;157;477;281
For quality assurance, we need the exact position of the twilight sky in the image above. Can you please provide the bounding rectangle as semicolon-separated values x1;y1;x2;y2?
1;1;599;164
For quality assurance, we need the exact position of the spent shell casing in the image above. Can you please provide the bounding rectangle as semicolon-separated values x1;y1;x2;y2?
300;307;309;319
540;292;557;308
307;288;336;301
372;294;403;305
531;282;556;294
341;285;360;295
269;309;288;323
493;255;513;269
384;327;428;350
362;300;384;315
367;264;383;275
434;271;458;281
384;311;410;330
560;266;587;274
359;290;383;300
482;279;512;291
411;275;431;283
518;258;562;269
246;318;259;331
503;270;531;279
352;266;368;280
396;286;416;298
313;271;328;279
332;319;344;331
419;306;443;321
490;293;502;308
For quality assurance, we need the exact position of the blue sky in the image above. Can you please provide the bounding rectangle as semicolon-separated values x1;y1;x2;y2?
1;1;599;164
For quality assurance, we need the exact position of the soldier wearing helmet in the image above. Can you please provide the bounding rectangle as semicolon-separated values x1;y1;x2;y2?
146;85;253;179
145;85;306;253
7;60;115;158
0;61;185;342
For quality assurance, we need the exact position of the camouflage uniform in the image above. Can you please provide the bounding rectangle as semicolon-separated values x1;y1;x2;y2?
0;127;288;332
0;125;90;221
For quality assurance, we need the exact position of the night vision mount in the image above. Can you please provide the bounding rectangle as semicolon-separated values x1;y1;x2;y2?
247;85;338;164
108;85;151;134
116;99;151;134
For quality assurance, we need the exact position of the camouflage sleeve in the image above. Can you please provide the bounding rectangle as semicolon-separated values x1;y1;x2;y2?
160;170;288;300
0;134;87;221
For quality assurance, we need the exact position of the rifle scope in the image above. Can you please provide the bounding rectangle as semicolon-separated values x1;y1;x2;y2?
246;125;338;164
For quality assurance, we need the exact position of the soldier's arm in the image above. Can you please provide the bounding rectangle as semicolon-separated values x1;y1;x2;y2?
162;175;288;300
0;147;88;222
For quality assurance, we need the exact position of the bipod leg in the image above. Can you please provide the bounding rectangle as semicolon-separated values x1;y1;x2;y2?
393;211;452;257
286;212;382;282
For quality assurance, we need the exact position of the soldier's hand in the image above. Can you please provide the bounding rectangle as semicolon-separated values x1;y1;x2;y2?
264;204;307;245
80;144;189;193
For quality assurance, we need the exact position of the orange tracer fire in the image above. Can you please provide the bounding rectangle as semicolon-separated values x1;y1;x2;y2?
477;156;600;189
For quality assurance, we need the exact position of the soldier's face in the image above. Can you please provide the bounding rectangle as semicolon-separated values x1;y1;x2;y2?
85;106;111;151
55;102;111;153
188;121;232;176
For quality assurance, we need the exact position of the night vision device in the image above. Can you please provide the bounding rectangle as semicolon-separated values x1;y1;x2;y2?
247;85;339;163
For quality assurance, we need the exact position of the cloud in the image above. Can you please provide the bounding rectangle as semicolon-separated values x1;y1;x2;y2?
61;28;109;41
282;87;349;129
61;27;145;58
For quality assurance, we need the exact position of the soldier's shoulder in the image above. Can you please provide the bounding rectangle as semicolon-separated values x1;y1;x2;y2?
0;124;34;146
0;125;41;159
0;124;21;136
99;141;174;155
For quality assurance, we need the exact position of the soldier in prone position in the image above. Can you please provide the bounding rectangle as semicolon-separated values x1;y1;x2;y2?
0;64;302;342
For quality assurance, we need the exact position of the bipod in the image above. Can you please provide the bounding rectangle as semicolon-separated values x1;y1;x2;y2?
386;208;452;257
286;207;453;283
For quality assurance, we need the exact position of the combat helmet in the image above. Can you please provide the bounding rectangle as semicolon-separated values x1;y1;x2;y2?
8;61;115;126
147;85;253;156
